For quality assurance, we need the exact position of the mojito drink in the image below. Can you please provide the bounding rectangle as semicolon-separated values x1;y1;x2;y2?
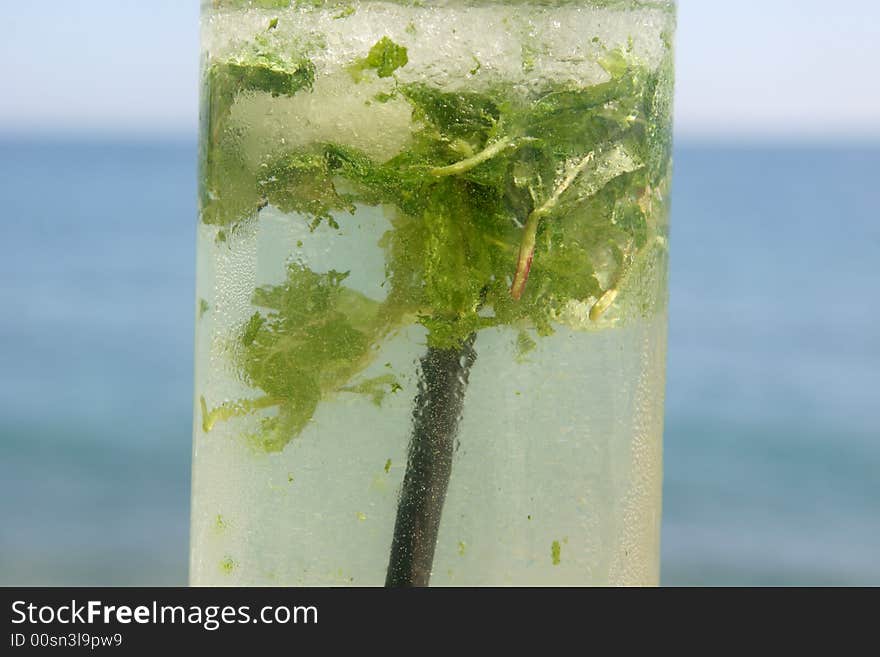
191;0;675;586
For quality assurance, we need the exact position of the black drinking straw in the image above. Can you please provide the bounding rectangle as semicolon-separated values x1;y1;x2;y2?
385;333;478;587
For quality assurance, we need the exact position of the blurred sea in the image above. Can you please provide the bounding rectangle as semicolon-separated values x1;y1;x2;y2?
0;139;877;586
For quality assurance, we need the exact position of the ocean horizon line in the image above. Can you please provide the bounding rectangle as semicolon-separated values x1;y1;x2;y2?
2;129;880;151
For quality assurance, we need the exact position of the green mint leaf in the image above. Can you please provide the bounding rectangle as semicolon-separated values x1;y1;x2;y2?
401;83;499;144
200;55;315;227
214;58;315;99
261;150;356;228
203;262;407;451
350;36;409;80
363;36;409;77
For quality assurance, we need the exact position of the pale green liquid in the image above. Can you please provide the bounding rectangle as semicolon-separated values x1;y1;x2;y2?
191;206;666;585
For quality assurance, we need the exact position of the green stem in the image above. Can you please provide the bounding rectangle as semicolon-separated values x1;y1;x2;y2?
510;150;597;300
590;233;667;321
200;395;278;432
510;211;541;301
430;137;534;178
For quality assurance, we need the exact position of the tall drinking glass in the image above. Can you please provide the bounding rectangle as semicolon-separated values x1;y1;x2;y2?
191;0;675;586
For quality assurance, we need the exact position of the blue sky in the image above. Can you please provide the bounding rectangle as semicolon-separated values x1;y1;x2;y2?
1;1;878;139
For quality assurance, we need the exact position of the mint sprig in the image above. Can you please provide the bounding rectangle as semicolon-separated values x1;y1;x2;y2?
200;37;673;451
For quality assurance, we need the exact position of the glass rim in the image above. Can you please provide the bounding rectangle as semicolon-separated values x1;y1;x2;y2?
204;0;675;11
